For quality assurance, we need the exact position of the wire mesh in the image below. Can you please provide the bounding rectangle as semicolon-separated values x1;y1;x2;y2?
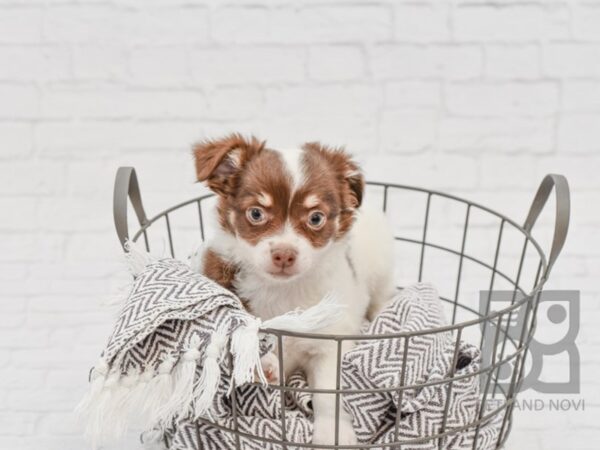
127;182;552;450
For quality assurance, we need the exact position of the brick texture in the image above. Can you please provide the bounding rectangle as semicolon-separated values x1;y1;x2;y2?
0;2;598;450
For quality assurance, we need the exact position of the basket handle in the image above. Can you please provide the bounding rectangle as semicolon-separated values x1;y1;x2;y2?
523;174;570;278
113;167;148;251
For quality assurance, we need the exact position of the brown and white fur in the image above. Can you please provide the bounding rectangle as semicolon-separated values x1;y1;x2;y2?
193;134;395;446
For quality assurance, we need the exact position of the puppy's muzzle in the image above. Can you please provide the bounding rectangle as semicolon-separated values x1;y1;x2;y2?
270;245;298;269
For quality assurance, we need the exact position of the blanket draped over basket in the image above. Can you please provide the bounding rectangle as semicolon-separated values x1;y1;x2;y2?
77;249;503;450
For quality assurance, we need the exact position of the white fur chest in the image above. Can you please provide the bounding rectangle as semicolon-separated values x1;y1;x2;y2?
234;245;369;335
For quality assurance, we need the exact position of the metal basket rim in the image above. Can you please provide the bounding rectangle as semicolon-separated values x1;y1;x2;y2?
129;180;548;339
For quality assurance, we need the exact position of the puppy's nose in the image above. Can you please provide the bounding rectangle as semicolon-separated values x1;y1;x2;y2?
271;245;297;269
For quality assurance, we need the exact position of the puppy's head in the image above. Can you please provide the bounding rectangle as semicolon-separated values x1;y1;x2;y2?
193;134;364;282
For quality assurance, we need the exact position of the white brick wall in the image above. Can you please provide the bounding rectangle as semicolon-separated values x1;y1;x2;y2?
0;1;599;449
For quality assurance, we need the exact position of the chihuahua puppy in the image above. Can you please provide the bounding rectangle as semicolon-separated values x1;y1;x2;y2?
193;134;395;446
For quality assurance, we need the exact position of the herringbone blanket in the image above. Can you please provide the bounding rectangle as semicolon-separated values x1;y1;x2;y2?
163;285;503;450
78;247;503;449
76;246;343;447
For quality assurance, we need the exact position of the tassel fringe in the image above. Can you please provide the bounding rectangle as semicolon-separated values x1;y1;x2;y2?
77;274;345;444
230;317;267;389
142;354;177;424
157;336;202;424
262;292;345;332
193;327;228;418
124;240;155;276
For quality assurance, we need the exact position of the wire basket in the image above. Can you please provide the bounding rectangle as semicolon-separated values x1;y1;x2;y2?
113;167;570;449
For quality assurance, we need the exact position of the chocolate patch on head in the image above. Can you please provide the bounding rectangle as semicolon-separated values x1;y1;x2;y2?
199;136;364;251
303;142;364;208
300;142;364;239
192;133;265;196
219;149;293;244
286;150;342;247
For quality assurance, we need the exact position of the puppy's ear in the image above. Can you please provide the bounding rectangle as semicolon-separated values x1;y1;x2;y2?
193;134;265;196
343;162;364;209
303;142;365;209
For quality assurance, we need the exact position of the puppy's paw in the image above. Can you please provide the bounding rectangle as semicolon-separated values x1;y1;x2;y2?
312;416;357;447
259;351;280;384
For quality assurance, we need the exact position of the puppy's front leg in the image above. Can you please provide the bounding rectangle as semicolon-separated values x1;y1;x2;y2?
307;343;357;447
259;351;280;384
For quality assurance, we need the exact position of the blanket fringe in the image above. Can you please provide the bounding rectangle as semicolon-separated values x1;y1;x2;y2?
106;371;138;439
87;371;121;447
124;239;155;276
261;292;345;332
230;317;267;389
143;354;177;424
141;428;165;448
76;346;201;445
193;327;228;418
75;358;108;418
77;274;345;444
158;335;203;424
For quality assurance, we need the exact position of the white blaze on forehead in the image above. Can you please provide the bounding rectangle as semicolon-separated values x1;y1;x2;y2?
277;148;305;191
270;221;312;251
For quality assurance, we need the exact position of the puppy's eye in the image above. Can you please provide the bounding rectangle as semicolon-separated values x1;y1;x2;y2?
246;207;267;225
307;211;326;230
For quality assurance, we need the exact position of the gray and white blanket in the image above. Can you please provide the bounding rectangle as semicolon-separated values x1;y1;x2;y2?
78;248;503;450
